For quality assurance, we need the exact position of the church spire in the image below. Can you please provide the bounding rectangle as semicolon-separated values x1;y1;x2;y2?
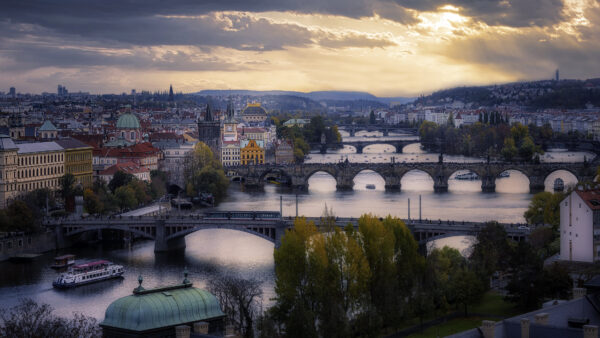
226;97;234;120
205;102;213;122
168;84;174;102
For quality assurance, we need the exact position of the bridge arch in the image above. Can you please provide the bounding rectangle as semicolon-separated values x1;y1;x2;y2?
166;225;276;244
65;225;155;240
259;168;292;184
399;169;435;191
543;169;578;191
351;169;386;190
495;168;531;193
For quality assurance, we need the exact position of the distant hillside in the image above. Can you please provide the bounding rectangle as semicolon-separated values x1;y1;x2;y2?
194;89;413;105
413;78;600;109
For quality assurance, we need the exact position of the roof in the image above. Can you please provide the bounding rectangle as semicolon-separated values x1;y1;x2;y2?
0;134;18;151
55;137;93;150
574;188;600;210
242;103;267;116
17;142;63;154
38;120;58;131
100;161;149;176
74;260;110;269
101;280;225;332
116;113;141;129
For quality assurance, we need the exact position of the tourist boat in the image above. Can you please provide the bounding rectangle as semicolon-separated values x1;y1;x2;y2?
455;172;479;180
50;254;76;269
52;260;124;288
366;184;376;189
499;172;510;178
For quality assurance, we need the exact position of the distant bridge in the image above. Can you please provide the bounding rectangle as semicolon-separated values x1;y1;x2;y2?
337;124;418;137
225;160;597;193
48;213;529;252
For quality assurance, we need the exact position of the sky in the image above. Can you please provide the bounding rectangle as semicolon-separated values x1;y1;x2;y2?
1;0;599;97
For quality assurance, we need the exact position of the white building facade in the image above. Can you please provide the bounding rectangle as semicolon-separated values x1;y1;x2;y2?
560;189;600;262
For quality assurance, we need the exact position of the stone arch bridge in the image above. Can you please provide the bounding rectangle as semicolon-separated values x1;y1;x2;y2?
339;140;420;153
226;161;597;193
48;214;529;252
337;125;418;137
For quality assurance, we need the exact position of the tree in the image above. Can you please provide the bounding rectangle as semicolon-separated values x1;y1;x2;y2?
114;186;137;211
448;268;484;316
501;137;517;161
469;221;512;281
83;188;103;215
184;142;229;202
108;170;134;193
0;298;100;338
524;191;564;230
208;275;263;338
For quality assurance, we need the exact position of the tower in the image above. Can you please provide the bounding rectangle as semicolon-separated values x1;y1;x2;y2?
197;102;220;154
168;84;174;102
555;69;559;81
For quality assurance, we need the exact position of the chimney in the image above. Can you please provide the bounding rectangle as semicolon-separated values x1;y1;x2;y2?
574;287;587;299
584;325;599;338
175;325;190;338
481;320;495;338
534;313;549;325
521;318;530;338
194;321;209;335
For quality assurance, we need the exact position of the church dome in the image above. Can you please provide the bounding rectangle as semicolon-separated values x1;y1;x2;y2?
242;103;267;116
101;283;224;332
116;113;141;129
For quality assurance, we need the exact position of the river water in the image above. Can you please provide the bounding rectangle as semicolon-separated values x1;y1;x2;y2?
0;131;594;320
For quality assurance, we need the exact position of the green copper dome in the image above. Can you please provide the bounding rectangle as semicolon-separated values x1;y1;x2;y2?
116;113;141;129
101;284;224;332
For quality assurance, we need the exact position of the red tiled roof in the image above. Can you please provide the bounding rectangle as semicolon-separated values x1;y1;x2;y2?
575;189;600;210
99;161;149;175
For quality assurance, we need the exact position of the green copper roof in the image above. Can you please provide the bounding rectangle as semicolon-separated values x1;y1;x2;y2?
101;283;224;332
38;120;58;131
116;113;141;129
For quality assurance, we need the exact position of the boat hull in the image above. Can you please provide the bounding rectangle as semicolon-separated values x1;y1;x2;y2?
52;272;124;289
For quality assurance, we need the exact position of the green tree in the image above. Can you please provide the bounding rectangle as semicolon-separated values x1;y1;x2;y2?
524;191;564;230
518;136;536;160
114;186;137;211
501;137;518;161
448;268;484;316
183;142;229;202
469;221;512;281
4;201;38;232
108;170;134;193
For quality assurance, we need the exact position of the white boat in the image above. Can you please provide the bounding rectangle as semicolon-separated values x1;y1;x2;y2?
499;172;510;178
366;184;376;189
53;260;124;288
455;172;479;180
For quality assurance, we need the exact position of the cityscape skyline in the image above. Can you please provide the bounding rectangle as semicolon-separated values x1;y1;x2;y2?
1;0;599;96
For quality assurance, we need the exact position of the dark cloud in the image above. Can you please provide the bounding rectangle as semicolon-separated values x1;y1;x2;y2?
396;0;566;27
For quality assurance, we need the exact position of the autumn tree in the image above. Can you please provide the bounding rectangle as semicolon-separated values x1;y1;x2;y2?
184;142;229;202
524;191;564;230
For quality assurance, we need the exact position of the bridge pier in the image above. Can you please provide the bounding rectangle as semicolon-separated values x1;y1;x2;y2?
291;176;308;191
243;176;264;189
154;220;186;252
394;144;403;153
481;175;496;193
528;176;545;194
383;129;389;137
55;224;68;249
355;145;363;154
433;174;449;193
384;176;401;191
320;143;327;154
336;175;354;190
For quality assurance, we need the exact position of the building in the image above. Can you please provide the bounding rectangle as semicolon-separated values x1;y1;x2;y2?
0;135;19;208
158;141;195;189
38;120;58;140
593;119;600;141
93;142;160;178
283;119;310;128
55;138;93;188
9;87;15;98
221;141;240;167
105;113;142;146
15;142;65;197
222;100;238;142
99;161;150;183
197;103;220;153
275;139;294;164
101;274;226;338
241;102;267;124
240;139;264;165
560;187;600;262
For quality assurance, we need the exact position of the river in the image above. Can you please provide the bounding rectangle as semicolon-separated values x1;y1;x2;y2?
0;131;594;319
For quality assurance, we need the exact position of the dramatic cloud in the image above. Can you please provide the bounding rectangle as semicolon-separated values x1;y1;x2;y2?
0;0;598;95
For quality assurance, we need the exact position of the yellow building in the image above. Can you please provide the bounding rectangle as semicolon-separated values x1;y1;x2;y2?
56;138;93;188
240;139;264;165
